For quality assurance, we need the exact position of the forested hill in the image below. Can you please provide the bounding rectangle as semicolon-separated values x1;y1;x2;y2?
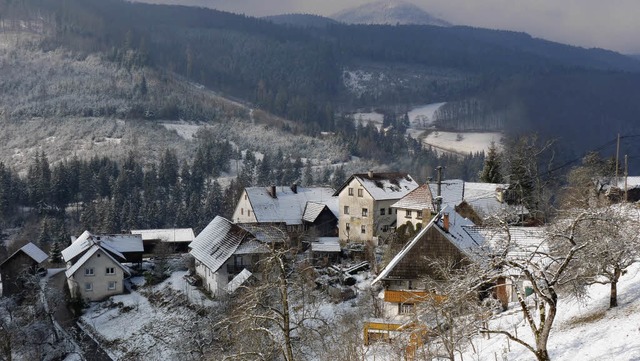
3;0;640;166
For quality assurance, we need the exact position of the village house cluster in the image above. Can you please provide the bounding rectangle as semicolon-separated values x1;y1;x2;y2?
3;172;637;349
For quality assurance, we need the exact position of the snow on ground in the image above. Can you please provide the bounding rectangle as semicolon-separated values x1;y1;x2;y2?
407;102;446;129
161;121;202;140
81;271;218;360
352;112;385;130
461;263;640;360
423;131;502;156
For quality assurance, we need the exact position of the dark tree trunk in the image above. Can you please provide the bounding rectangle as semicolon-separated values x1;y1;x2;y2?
610;266;621;308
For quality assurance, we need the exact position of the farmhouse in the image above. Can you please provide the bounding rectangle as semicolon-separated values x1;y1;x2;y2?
189;216;287;297
64;243;131;302
232;185;338;237
64;231;144;264
335;171;418;244
372;207;484;320
0;242;48;297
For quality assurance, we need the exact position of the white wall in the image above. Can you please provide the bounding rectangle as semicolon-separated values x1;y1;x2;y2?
70;249;125;301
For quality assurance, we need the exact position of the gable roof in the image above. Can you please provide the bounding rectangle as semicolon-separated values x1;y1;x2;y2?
391;183;435;211
428;180;528;216
244;186;336;225
189;216;250;273
0;242;48;267
302;201;335;222
237;223;288;244
130;229;195;243
62;231;143;262
372;207;484;285
65;244;130;278
335;172;419;201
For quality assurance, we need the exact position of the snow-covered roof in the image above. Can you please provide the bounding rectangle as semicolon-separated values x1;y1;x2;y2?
237;223;288;244
0;242;48;267
428;180;528;216
336;172;419;201
130;229;195;243
65;244;130;278
303;202;333;222
227;269;253;293
189;216;250;273
311;237;341;253
391;183;435;211
20;242;48;264
245;186;336;225
599;176;640;191
234;240;270;255
62;231;143;262
372;207;483;285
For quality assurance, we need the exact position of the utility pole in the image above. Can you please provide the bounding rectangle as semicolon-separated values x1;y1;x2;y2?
436;166;443;212
615;133;620;185
624;154;629;202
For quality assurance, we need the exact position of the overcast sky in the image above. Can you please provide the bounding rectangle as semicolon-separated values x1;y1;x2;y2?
142;0;640;53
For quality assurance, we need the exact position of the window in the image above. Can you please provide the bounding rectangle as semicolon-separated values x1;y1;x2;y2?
108;281;116;290
380;208;386;216
416;210;423;219
85;268;94;276
405;210;412;218
362;208;368;217
241;208;244;215
388;207;392;215
344;206;350;215
361;225;366;234
398;303;415;315
357;189;363;197
248;210;251;217
345;223;350;231
382;225;390;232
106;267;115;275
348;187;354;196
85;282;93;291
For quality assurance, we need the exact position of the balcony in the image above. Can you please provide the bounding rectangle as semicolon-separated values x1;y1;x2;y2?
384;289;445;304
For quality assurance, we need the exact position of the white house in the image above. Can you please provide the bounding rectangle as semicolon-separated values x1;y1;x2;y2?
390;183;436;230
334;171;418;244
64;244;131;301
189;216;286;297
62;231;142;301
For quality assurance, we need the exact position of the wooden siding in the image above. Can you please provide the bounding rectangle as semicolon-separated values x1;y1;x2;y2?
384;289;445;304
387;227;466;280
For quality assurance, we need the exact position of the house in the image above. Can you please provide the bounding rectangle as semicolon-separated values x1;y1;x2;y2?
371;207;485;320
64;243;131;302
428;179;529;223
189;216;287;297
130;228;195;253
0;242;48;297
599;176;640;203
334;171;419;244
232;185;338;237
63;231;144;264
390;183;437;231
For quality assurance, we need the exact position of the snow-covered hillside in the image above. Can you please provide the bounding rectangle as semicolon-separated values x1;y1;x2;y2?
463;263;640;360
332;0;450;26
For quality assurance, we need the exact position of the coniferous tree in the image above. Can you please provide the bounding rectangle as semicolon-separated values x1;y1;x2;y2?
479;141;503;183
50;241;62;264
303;160;313;186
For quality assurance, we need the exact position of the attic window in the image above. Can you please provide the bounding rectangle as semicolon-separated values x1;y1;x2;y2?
358;189;363;197
348;187;354;196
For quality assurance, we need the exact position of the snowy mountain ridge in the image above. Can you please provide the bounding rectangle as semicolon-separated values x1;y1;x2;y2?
332;0;451;26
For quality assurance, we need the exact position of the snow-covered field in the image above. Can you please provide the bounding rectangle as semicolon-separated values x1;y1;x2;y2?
352;112;385;130
161;121;202;140
407;102;446;129
423;131;503;156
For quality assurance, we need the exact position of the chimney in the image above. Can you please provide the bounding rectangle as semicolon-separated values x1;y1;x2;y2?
443;212;450;232
495;187;504;203
268;185;277;198
368;170;373;178
291;183;298;194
